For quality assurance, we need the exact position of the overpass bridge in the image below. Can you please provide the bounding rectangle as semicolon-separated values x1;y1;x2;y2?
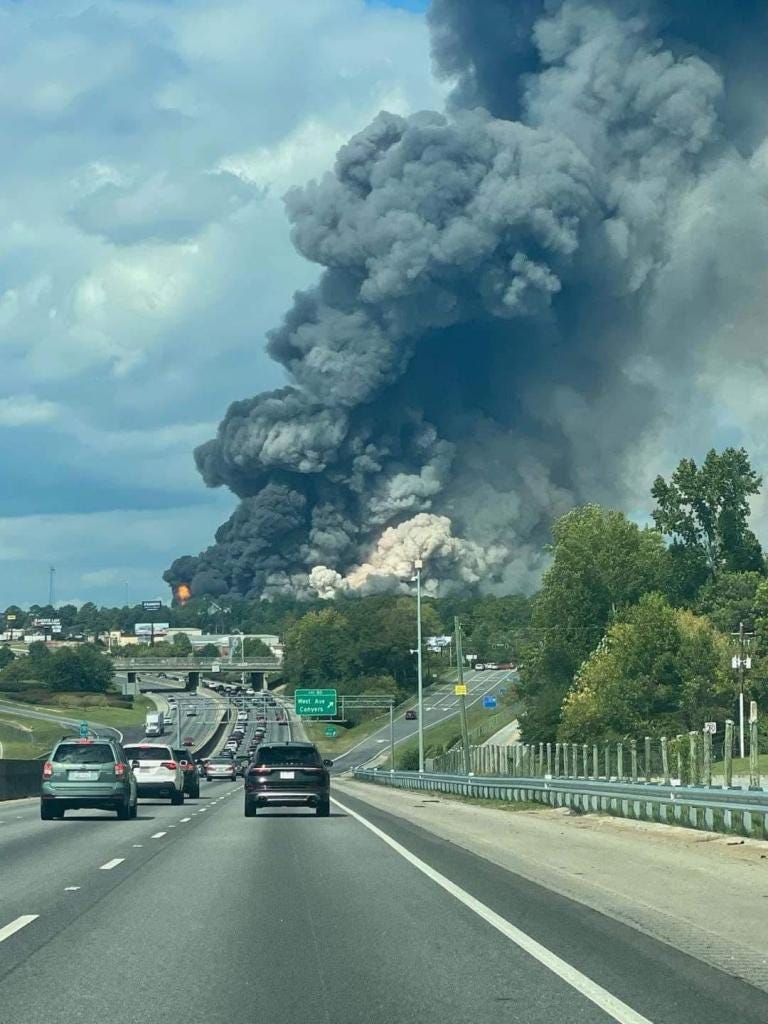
112;656;281;691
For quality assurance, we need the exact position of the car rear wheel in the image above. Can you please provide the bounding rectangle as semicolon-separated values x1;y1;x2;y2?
171;790;185;805
129;800;138;818
244;800;257;817
189;785;200;799
316;799;330;817
40;803;55;821
116;799;131;820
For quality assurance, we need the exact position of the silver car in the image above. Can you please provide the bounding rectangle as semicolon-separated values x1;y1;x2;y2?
205;757;237;782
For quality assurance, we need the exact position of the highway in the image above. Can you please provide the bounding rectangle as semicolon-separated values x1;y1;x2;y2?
331;668;516;770
2;764;767;1020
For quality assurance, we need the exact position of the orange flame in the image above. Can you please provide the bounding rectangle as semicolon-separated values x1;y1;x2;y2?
175;583;192;604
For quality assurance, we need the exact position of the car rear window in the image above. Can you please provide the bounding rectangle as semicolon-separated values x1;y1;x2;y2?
256;746;322;767
124;746;173;761
53;743;115;764
208;757;233;765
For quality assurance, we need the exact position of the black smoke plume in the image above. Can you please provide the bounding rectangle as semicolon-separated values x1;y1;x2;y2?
166;0;768;600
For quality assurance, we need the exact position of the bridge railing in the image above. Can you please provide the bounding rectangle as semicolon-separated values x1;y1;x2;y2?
111;657;280;671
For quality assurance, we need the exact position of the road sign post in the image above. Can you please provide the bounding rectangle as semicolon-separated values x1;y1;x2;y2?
454;617;471;774
295;689;338;717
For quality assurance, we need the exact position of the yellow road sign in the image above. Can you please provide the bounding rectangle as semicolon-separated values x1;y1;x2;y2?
454;684;467;696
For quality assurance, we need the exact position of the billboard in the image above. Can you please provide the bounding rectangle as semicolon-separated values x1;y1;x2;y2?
134;622;170;637
33;618;62;633
426;635;452;651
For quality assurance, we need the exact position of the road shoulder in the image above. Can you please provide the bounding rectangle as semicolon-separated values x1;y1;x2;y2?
334;777;768;993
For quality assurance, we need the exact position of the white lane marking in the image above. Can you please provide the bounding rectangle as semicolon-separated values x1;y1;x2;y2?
333;799;654;1024
0;915;38;943
151;831;167;839
199;808;207;812
180;817;192;822
99;858;125;871
64;886;80;892
132;844;143;848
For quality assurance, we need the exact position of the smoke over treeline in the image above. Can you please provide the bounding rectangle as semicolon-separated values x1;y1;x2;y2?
165;0;768;601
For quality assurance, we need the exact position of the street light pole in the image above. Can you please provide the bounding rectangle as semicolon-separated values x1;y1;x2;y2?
415;558;424;774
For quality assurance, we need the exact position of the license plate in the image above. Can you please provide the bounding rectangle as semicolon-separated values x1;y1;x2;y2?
69;771;98;781
279;771;295;780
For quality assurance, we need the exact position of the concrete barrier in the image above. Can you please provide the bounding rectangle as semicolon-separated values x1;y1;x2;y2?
0;759;42;800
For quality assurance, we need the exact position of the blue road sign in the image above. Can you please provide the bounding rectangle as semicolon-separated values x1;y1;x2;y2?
483;696;497;709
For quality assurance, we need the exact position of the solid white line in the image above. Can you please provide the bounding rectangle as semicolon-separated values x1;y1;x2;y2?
151;831;166;839
99;858;125;871
0;915;38;942
333;798;653;1024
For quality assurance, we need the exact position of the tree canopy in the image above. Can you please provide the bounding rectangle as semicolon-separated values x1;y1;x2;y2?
519;505;670;741
559;594;731;743
652;448;764;578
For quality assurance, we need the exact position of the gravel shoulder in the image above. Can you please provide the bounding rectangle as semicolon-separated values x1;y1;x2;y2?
335;777;768;993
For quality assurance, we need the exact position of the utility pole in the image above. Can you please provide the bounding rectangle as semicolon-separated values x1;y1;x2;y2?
414;559;424;773
454;616;471;775
732;621;754;760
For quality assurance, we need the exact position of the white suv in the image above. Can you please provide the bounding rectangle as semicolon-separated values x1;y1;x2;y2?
123;744;185;805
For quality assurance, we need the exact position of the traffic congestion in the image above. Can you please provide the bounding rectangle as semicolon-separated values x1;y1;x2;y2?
38;689;330;821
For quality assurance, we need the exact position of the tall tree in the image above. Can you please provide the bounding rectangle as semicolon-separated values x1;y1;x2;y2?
559;594;731;742
651;448;764;581
519;505;669;741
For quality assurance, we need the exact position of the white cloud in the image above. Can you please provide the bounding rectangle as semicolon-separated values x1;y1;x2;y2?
0;0;441;605
0;395;61;427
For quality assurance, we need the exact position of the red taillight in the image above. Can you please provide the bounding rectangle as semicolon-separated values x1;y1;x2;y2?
248;767;269;776
161;761;178;770
42;761;54;779
114;762;126;778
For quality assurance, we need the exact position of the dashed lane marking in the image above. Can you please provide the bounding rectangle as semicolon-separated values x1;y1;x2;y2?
100;858;125;871
151;831;167;839
0;915;38;943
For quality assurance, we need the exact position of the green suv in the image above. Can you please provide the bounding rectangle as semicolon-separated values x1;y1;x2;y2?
41;736;138;820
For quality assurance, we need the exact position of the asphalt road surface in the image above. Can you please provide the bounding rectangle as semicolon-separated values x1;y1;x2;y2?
330;668;516;770
2;768;767;1023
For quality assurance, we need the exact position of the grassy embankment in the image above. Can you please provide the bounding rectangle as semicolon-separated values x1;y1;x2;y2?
0;694;153;759
304;689;520;763
711;753;768;777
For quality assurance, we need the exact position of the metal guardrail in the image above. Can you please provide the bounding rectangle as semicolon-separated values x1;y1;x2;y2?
353;768;768;839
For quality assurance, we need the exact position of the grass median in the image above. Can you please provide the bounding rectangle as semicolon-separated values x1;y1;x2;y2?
304;712;394;756
393;697;521;769
0;694;154;758
0;716;64;759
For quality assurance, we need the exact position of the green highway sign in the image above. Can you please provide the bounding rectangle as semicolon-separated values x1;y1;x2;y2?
295;688;337;717
79;721;89;738
324;726;337;738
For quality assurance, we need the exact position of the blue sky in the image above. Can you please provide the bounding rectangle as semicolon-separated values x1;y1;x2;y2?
0;0;444;608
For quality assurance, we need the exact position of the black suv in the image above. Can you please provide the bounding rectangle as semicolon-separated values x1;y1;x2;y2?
173;748;201;798
244;742;332;817
41;736;138;820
